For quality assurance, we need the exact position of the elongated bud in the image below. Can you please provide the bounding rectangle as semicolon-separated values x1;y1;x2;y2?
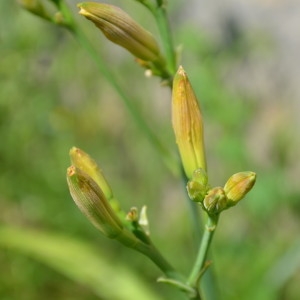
18;0;51;20
187;168;209;202
172;66;206;179
224;171;256;206
78;2;164;63
203;187;227;215
69;147;113;200
67;166;123;238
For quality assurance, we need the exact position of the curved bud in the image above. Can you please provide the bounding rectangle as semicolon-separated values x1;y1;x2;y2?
203;187;227;215
69;147;113;200
78;2;164;63
224;171;256;206
67;166;123;238
172;66;206;179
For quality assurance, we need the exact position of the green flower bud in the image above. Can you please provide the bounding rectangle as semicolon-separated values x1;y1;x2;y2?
224;171;256;207
192;168;208;186
18;0;51;21
203;187;227;215
187;168;209;202
69;147;113;200
126;207;138;222
78;2;164;63
67;166;123;238
172;66;206;179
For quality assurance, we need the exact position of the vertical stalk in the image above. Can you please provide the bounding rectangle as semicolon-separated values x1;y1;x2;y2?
187;215;219;289
153;2;177;75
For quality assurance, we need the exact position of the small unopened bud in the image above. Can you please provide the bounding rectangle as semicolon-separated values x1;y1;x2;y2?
53;11;68;26
18;0;51;21
126;207;138;222
203;187;227;215
139;206;150;235
224;171;256;206
69;147;113;200
78;2;164;64
172;66;206;179
187;168;209;202
67;166;123;238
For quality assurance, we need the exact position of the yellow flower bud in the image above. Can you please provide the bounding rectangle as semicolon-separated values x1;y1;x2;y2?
67;166;123;238
203;187;227;215
224;171;256;206
172;66;206;179
69;147;113;200
78;2;164;63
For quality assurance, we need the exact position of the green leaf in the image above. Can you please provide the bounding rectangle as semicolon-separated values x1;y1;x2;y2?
0;225;163;300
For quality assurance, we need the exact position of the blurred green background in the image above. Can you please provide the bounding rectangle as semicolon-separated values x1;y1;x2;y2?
1;1;300;299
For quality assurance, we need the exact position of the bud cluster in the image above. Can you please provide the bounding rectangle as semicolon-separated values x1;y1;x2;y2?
187;171;256;215
67;147;145;248
172;66;256;215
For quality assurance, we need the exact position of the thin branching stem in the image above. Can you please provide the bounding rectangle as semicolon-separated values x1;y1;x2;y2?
152;2;177;75
187;215;219;289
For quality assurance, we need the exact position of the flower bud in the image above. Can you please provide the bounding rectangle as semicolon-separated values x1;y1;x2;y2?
18;0;51;21
78;2;164;63
203;187;227;215
186;168;209;202
69;147;113;200
224;171;256;206
172;66;206;179
67;166;123;238
139;206;150;236
126;207;138;222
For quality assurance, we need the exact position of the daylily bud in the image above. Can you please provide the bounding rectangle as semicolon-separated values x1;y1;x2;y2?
186;168;209;202
172;66;206;179
18;0;51;21
67;166;123;238
69;147;113;200
78;2;164;64
126;207;138;222
203;187;227;215
224;171;256;206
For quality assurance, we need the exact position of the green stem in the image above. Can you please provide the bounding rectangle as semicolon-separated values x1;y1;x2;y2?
119;226;195;299
152;2;177;75
139;242;181;280
135;242;198;300
180;169;203;247
187;215;219;289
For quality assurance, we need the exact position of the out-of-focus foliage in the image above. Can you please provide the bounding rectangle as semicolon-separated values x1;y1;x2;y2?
1;1;300;299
